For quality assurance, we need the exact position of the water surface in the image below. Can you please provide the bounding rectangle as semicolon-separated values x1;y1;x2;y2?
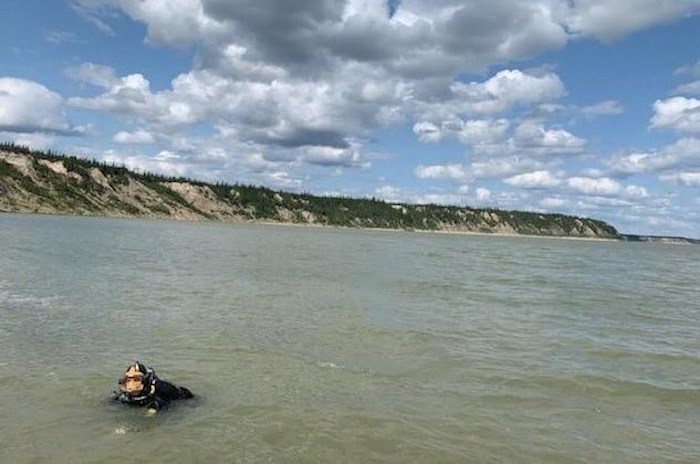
1;214;699;463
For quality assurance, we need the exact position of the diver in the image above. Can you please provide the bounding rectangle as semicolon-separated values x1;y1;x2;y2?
114;361;194;414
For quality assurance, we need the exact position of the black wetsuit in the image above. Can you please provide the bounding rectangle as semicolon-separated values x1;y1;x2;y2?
115;375;194;411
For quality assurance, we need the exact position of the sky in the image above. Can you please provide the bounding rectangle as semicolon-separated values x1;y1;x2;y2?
1;1;700;237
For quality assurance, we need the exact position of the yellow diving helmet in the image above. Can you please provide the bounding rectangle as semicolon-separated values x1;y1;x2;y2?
118;362;151;397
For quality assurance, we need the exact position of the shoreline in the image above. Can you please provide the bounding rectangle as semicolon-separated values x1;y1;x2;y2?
6;210;696;244
1;209;623;243
256;219;622;242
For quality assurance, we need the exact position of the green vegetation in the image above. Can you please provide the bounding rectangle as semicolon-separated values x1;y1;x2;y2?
145;181;190;208
0;142;622;239
0;158;53;200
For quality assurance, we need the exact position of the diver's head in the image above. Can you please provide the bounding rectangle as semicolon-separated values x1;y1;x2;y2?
118;362;151;397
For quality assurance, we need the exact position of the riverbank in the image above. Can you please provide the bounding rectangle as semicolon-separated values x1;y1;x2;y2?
0;144;622;240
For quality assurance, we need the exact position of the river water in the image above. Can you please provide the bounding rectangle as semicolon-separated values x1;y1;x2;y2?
1;213;698;463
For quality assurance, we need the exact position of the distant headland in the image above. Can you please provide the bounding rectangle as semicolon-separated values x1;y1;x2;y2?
0;143;694;243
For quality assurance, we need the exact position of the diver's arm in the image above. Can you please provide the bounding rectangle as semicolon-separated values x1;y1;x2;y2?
145;397;166;413
142;380;177;413
178;386;194;399
154;379;194;400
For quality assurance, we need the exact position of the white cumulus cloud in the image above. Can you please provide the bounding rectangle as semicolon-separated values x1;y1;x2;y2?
0;77;77;135
504;170;561;189
564;0;700;41
475;187;491;201
624;185;649;199
113;129;156;144
414;164;468;180
661;172;700;186
450;69;565;115
609;137;700;174
457;119;510;145
412;121;443;143
102;149;189;177
675;60;700;77
581;100;624;116
650;96;700;134
674;80;700;96
540;197;567;208
65;62;118;89
513;122;585;153
567;176;622;196
678;172;700;186
301;145;364;167
469;156;544;179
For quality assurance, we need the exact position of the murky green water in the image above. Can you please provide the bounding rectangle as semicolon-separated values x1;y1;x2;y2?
1;213;699;463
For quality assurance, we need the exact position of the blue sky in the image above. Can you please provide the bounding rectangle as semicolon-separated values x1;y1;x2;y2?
1;0;700;237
